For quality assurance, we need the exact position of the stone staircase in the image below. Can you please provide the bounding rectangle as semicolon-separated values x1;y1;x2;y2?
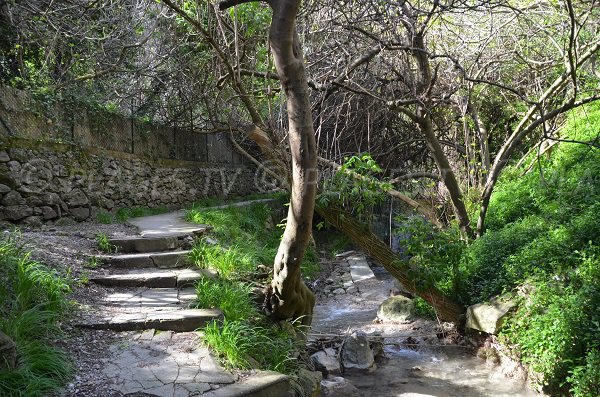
74;210;289;397
80;229;223;333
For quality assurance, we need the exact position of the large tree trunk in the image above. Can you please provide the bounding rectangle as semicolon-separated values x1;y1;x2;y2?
264;0;316;326
316;204;465;324
218;0;316;326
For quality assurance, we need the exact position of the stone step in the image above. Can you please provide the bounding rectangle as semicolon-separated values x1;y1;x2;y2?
127;212;211;237
202;371;290;397
90;268;216;288
99;250;192;268
108;235;180;253
102;287;198;309
78;308;223;332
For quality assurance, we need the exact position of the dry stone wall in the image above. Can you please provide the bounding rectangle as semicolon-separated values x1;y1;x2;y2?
0;138;263;225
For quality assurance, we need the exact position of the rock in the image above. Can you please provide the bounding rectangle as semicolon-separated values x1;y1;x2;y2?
70;207;90;221
22;216;42;227
294;368;322;397
41;206;58;220
311;350;341;376
377;295;415;323
466;296;517;334
368;333;384;359
1;190;25;206
320;376;362;397
332;288;345;295
0;184;11;194
0;151;10;162
346;285;357;294
65;188;89;207
0;330;17;370
55;217;76;226
41;192;61;205
341;331;375;371
2;205;33;221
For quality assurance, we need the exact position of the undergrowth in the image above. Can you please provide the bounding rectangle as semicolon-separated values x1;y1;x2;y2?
0;233;72;397
186;201;317;373
396;104;600;395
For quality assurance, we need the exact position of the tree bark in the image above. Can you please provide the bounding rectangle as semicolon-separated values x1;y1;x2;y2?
218;0;316;326
264;0;316;326
316;204;465;324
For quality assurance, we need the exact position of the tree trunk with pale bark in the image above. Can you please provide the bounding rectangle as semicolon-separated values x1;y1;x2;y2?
219;0;317;325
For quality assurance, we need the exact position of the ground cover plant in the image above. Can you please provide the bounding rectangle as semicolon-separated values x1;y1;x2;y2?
0;233;72;397
186;202;317;373
394;105;600;395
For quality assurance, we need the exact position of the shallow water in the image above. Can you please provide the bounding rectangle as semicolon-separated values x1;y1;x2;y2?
343;344;540;397
312;260;542;397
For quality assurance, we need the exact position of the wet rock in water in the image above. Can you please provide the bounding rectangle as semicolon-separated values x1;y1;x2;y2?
311;350;341;376
465;295;516;334
341;331;375;371
368;332;384;359
294;368;322;397
377;295;415;323
0;330;17;369
320;376;362;397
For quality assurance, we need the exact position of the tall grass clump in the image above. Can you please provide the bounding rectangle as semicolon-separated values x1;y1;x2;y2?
0;232;72;397
186;201;315;373
195;278;257;322
203;320;300;373
186;202;320;280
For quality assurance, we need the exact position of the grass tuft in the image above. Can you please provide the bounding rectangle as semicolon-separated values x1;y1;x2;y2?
0;233;72;397
186;200;316;374
195;278;257;321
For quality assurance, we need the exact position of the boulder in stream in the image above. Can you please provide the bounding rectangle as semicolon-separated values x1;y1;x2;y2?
377;295;415;323
320;376;362;397
341;331;375;372
466;296;517;334
311;349;341;376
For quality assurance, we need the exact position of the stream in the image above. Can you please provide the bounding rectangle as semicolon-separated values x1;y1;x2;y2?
310;254;542;397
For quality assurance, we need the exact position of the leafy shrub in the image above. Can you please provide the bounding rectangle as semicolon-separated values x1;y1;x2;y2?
393;215;465;295
568;348;600;397
475;104;600;394
318;153;391;223
501;247;600;394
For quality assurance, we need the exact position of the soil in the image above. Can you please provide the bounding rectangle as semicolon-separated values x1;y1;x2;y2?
16;221;139;397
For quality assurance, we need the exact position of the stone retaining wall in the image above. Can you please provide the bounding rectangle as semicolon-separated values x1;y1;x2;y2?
0;138;263;225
